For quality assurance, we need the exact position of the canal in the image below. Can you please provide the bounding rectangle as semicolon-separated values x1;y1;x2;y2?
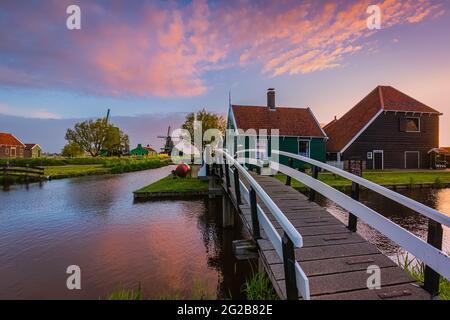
0;166;253;299
1;167;449;299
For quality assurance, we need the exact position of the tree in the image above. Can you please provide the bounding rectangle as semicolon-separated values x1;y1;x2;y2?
62;142;84;158
182;109;226;147
65;119;129;157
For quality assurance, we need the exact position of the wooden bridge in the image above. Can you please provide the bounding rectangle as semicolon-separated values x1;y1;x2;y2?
201;147;450;300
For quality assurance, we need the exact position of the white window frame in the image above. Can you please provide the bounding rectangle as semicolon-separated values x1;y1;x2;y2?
373;150;384;170
405;117;421;133
298;139;311;158
404;151;420;169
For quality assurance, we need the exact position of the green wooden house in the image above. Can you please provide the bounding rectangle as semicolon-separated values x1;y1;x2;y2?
227;89;327;169
130;144;149;156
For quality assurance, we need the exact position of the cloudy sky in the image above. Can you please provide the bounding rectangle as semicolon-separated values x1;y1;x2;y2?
0;0;449;152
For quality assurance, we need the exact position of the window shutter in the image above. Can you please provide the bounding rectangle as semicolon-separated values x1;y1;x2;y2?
399;118;406;132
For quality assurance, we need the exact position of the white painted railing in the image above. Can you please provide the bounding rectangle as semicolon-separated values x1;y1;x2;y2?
215;148;310;300
270;150;450;282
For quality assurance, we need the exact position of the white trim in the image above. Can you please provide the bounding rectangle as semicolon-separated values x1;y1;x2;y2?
405;117;421;133
340;109;383;153
405;151;420;169
307;107;328;139
297;138;311;158
373;150;384;170
385;109;442;116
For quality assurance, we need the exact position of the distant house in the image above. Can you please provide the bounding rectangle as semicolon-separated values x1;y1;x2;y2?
24;144;42;158
0;133;25;159
324;86;442;170
428;147;450;169
227;89;327;169
130;144;158;156
143;145;157;156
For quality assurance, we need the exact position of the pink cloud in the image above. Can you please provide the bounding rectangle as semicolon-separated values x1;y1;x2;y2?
0;0;445;97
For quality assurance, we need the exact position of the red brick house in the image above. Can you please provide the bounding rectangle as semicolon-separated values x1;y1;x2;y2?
0;132;26;159
324;86;442;169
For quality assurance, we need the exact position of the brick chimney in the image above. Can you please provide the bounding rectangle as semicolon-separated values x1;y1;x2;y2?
267;88;276;111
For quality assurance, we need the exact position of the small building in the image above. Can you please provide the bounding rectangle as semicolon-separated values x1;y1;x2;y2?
24;144;42;158
428;148;450;169
130;144;158;156
324;86;442;170
143;145;157;156
0;132;25;159
227;89;327;169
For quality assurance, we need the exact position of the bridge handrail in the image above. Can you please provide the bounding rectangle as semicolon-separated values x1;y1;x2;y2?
272;150;450;228
216;148;303;248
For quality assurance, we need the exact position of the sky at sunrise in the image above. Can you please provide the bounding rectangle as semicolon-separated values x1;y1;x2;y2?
0;0;449;152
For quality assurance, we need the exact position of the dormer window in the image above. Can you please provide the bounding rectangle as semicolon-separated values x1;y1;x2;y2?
405;117;420;132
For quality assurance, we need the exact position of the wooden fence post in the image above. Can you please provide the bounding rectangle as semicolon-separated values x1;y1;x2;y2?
286;158;293;186
282;232;298;300
308;165;319;201
348;181;359;232
249;187;261;240
233;167;242;205
424;219;443;297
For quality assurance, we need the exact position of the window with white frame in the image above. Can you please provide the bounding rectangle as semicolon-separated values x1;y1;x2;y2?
298;140;310;157
405;117;420;132
5;148;9;155
256;139;268;160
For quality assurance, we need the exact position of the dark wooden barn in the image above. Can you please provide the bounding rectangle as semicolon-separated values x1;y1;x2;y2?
323;86;442;170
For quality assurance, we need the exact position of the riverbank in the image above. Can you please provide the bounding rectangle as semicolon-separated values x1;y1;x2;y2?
275;170;450;191
0;156;170;183
134;175;209;200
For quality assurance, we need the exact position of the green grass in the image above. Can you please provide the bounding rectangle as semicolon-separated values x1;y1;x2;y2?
135;175;208;194
243;272;279;300
44;165;110;179
1;156;169;183
398;253;450;300
275;170;450;189
106;285;142;300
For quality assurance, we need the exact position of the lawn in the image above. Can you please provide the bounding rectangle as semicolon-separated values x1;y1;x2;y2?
1;156;170;182
44;165;110;179
135;175;208;194
275;170;450;189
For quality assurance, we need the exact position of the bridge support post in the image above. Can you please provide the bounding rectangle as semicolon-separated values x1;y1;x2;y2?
285;158;293;186
282;232;298;300
308;165;319;202
348;182;359;232
233;167;242;205
222;194;234;228
424;219;443;297
249;187;261;240
224;162;231;190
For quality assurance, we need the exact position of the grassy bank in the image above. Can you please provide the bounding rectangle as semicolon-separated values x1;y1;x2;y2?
275;170;450;189
135;175;208;197
1;156;170;182
400;254;450;300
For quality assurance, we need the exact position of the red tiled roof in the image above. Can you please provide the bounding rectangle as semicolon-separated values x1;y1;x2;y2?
144;145;156;153
0;133;25;147
231;105;326;137
324;86;441;153
25;143;39;150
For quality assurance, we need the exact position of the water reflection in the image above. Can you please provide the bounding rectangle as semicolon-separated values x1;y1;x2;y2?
0;167;254;299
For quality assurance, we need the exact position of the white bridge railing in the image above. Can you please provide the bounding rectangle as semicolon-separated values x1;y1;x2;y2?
212;148;310;300
271;150;449;294
205;147;450;298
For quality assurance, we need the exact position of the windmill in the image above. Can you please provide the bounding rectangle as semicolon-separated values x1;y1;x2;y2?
158;126;174;154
